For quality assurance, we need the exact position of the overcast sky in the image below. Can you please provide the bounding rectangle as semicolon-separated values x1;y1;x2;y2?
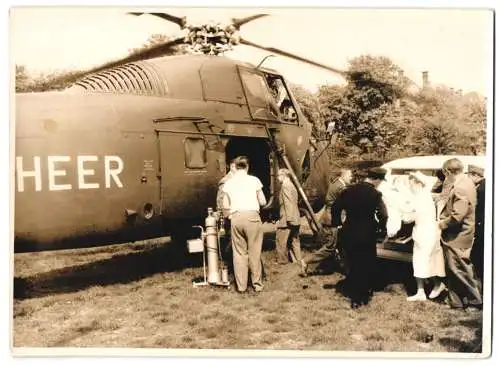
10;7;493;94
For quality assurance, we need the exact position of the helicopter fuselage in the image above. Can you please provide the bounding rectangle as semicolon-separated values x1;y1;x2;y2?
14;55;329;252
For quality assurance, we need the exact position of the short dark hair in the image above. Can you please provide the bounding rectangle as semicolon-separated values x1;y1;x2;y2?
436;169;446;182
366;167;386;181
443;158;464;175
235;156;249;170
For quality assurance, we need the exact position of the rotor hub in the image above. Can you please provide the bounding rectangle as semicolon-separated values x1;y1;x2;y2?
184;22;238;55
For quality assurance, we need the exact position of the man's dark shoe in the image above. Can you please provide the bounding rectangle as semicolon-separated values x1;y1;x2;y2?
360;297;370;305
351;301;361;309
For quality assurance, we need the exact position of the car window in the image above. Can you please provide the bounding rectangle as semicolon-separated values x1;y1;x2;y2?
391;168;439;176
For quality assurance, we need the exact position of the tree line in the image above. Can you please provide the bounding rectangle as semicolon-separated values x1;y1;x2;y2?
16;34;487;167
291;55;486;168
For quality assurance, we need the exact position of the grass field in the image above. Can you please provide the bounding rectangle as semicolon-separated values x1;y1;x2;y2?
12;227;484;354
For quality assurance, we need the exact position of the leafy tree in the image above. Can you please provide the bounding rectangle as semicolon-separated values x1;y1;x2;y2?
317;55;410;160
16;34;187;93
410;87;487;155
289;83;324;135
129;33;188;56
316;54;487;162
456;93;487;154
411;117;460;155
317;84;350;131
348;55;410;101
16;68;88;93
15;65;30;92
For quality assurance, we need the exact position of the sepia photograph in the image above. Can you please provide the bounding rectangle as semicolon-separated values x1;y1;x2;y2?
9;3;494;358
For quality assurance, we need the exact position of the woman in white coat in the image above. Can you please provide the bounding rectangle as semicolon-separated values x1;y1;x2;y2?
404;171;446;301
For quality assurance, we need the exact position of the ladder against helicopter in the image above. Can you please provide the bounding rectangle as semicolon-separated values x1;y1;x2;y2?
16;155;124;192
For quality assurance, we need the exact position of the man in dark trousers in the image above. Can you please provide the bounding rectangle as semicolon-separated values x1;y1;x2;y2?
332;167;388;309
300;168;352;275
468;164;486;286
275;168;302;264
438;158;482;310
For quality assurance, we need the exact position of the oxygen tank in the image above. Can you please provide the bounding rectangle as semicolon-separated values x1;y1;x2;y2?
205;208;221;284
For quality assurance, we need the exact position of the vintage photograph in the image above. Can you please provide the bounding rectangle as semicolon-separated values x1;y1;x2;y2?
10;6;493;357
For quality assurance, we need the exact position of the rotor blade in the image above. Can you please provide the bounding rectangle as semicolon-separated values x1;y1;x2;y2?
128;12;187;29
238;37;347;77
231;14;269;29
56;37;186;87
88;37;185;73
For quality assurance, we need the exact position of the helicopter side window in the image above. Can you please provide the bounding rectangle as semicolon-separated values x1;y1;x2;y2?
184;137;207;169
265;75;298;124
239;69;279;121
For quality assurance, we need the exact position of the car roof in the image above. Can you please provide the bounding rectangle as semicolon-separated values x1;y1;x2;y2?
381;155;486;170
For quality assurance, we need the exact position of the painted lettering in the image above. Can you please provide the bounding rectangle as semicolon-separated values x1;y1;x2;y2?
77;155;99;189
105;155;124;188
48;156;72;191
16;156;42;192
16;155;125;192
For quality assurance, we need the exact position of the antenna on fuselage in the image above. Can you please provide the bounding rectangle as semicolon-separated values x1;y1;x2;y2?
256;54;276;69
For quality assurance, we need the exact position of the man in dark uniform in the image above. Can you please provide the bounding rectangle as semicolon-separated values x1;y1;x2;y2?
332;167;388;309
468;164;486;288
300;168;352;275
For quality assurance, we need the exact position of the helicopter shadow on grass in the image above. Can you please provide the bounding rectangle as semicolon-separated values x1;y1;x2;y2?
14;231;280;301
13;239;198;300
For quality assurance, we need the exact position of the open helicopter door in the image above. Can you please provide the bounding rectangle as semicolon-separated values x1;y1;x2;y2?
224;137;276;211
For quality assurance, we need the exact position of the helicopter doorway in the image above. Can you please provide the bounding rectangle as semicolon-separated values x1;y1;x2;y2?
225;137;275;202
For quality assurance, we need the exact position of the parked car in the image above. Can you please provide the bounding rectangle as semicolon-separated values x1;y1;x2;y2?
375;154;486;262
382;154;485;185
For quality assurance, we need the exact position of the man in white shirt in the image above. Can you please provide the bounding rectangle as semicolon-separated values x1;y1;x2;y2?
216;158;238;273
216;158;237;217
222;156;267;293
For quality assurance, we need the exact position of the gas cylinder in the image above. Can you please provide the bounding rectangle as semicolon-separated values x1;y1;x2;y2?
205;208;220;284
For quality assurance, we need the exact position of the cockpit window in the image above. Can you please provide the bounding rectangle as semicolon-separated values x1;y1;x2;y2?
239;68;279;121
238;68;299;123
265;75;298;124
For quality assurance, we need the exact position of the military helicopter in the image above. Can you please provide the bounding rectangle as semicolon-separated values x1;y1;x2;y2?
14;12;349;252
